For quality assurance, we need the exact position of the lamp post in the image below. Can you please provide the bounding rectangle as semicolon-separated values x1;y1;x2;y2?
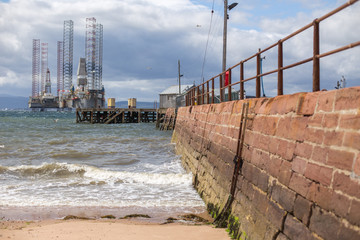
222;1;238;73
222;1;238;100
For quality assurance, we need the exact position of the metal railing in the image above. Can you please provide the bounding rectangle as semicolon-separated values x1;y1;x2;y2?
186;0;360;106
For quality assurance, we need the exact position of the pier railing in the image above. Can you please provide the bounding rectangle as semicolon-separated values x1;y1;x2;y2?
186;0;360;106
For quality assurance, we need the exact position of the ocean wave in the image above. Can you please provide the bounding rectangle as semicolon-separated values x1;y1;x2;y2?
4;163;86;178
50;151;92;159
0;162;192;185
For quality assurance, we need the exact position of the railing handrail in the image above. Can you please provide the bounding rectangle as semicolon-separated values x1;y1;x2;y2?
186;0;359;106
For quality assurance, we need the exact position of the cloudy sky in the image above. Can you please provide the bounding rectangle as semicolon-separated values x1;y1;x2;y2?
0;0;359;101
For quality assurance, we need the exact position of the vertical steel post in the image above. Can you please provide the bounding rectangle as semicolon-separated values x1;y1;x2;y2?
197;86;200;105
278;40;283;95
256;49;261;98
313;19;320;92
207;81;210;104
240;62;244;100
212;78;215;104
220;75;224;102
202;84;205;105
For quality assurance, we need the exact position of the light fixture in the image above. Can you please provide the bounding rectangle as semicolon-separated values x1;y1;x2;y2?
228;3;238;11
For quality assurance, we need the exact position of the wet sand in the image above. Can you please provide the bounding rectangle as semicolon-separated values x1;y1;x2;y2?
0;207;230;240
0;219;230;240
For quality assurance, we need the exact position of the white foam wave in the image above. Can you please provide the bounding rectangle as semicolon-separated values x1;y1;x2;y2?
3;162;193;186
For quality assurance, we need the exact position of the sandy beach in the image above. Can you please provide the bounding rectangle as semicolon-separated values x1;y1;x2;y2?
0;219;230;240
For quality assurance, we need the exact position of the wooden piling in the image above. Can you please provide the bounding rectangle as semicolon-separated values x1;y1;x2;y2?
76;108;158;124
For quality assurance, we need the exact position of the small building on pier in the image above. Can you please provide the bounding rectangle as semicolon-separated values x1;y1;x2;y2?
159;85;193;109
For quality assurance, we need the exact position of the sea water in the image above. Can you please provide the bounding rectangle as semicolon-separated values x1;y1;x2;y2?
0;110;204;220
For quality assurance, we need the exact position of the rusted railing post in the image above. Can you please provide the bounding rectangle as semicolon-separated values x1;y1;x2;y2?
207;81;210;104
192;88;195;106
228;69;232;101
212;78;215;104
197;86;202;105
278;40;283;95
256;49;261;98
313;19;320;91
202;84;205;105
220;75;224;102
240;62;244;100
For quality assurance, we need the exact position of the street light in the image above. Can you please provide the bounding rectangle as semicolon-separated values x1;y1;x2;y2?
222;1;238;100
222;1;238;73
228;3;238;11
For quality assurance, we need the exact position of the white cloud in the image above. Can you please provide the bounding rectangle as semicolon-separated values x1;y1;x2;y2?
0;0;358;101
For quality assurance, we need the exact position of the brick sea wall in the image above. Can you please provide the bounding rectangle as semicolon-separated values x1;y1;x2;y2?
172;87;360;240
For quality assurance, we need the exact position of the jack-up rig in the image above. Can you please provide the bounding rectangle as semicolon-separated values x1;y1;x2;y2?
29;18;105;110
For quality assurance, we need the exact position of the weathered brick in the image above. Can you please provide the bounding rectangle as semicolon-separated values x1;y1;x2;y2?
278;160;292;186
307;183;332;211
242;145;253;162
311;145;328;164
333;172;360;199
294;195;312;225
253;188;268;214
335;87;360;111
221;148;236;167
229;114;241;128
289;173;312;197
307;113;323;127
338;223;360;240
355;153;360;176
294;142;313;159
242;162;269;192
284;214;315;240
276;117;292;139
276;233;290;240
297;92;318;116
330;191;351;218
266;200;286;229
304;127;324;144
322;113;339;129
258;170;270;192
339;113;360;130
289;116;308;141
327;149;354;171
228;138;238;154
256;134;271;152
343;131;360;150
277;139;296;161
292;156;307;175
253;116;278;136
233;100;245;113
239;177;255;200
304;162;332;186
323;130;344;146
271;183;296;212
267;155;282;178
269;137;279;155
309;206;341;240
243;131;255;147
347;199;360;227
316;90;335;112
270;93;302;115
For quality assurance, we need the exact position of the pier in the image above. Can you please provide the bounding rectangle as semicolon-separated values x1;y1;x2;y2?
76;108;158;124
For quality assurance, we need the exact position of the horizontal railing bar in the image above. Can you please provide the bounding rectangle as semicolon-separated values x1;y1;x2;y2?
281;22;313;42
318;41;360;59
318;0;359;22
185;0;359;106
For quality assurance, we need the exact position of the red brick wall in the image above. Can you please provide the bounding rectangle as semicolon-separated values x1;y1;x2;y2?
172;87;360;240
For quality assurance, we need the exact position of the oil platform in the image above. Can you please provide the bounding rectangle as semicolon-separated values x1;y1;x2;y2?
29;18;104;110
